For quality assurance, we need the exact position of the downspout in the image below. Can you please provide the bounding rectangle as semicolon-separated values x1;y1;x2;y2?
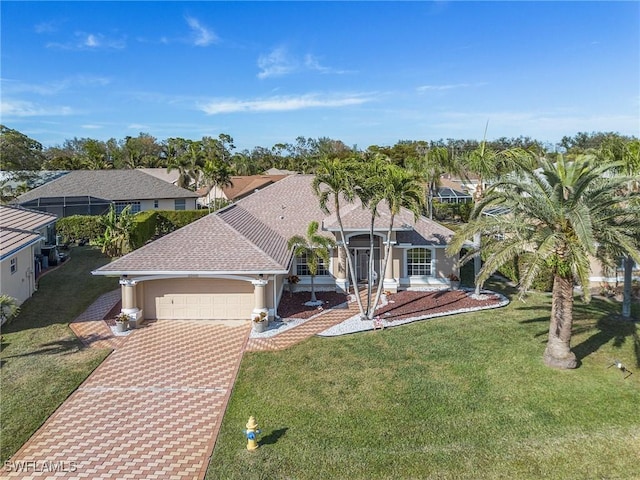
272;275;279;320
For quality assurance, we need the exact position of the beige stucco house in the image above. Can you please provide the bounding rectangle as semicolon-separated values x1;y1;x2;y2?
92;175;458;323
0;205;57;305
13;170;198;217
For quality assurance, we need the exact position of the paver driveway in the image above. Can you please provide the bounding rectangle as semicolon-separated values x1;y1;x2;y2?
5;320;250;479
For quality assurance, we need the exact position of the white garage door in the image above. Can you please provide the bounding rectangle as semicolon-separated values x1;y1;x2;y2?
144;278;255;320
155;293;253;320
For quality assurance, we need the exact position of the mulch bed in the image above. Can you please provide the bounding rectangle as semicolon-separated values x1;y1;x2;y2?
278;291;349;320
377;289;504;322
278;288;504;322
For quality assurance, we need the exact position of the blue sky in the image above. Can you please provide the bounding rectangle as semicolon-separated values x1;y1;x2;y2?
1;1;638;151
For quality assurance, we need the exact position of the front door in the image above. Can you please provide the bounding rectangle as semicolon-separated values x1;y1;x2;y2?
350;247;380;285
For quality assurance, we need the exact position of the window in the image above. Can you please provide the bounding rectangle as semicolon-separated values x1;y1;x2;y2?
296;252;329;276
175;199;186;211
114;202;141;214
154;200;159;209
10;258;17;274
407;248;432;276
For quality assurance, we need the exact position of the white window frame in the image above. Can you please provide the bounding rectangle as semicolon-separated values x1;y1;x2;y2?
174;198;186;211
114;201;141;214
10;257;17;274
295;251;330;277
405;247;434;277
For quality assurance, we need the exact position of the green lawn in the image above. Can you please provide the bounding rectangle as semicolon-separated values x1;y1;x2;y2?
207;282;640;480
0;246;118;462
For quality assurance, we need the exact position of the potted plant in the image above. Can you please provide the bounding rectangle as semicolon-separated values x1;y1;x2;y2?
448;273;461;291
286;274;300;296
115;312;129;333
252;311;268;333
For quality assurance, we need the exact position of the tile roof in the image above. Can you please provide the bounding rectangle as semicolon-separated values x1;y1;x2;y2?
94;174;454;275
14;170;198;204
222;175;289;200
0;205;57;260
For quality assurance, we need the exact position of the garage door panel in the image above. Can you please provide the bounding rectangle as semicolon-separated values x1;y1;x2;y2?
155;292;253;320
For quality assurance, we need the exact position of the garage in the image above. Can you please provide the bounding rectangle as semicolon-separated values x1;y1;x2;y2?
143;278;254;320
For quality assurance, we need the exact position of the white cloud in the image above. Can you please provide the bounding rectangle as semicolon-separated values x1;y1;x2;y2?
1;75;111;96
81;124;103;130
417;83;480;92
199;93;373;114
434;110;640;141
0;99;73;117
128;123;151;131
257;47;296;79
257;48;351;79
185;16;218;46
46;32;126;50
304;54;353;75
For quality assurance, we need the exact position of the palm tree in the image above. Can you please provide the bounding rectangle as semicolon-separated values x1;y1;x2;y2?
599;138;640;318
355;153;391;316
313;157;366;318
368;164;424;320
203;158;234;212
408;146;460;219
447;154;640;369
462;125;537;295
287;221;336;303
0;294;20;325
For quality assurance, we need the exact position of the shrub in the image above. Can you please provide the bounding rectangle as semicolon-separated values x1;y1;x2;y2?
155;210;208;235
130;211;158;249
56;215;104;243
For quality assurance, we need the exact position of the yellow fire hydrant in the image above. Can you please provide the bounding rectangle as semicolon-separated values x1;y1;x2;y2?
244;416;261;451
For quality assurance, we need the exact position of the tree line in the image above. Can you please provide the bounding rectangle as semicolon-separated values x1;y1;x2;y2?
2;124;636;180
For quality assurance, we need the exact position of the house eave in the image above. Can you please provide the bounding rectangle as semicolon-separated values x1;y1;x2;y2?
91;269;290;277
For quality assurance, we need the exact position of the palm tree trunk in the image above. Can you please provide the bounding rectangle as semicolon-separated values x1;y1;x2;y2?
622;255;633;318
335;199;366;318
369;214;395;320
366;211;375;316
310;274;317;302
474;232;482;296
543;275;578;369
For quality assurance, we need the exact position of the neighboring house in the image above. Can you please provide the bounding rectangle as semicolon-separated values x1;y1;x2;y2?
0;205;57;304
197;174;289;208
136;168;182;186
93;175;457;323
12;170;198;217
435;177;473;204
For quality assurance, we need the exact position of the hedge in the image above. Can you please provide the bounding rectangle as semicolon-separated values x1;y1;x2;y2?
55;209;209;249
55;215;104;243
496;253;554;292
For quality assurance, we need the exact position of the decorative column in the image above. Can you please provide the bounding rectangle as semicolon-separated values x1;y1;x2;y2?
383;240;398;293
335;242;349;293
119;277;142;326
252;279;269;320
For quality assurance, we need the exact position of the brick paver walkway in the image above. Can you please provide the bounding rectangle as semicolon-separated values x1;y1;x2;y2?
245;290;365;352
69;289;126;350
5;320;250;479
5;290;362;479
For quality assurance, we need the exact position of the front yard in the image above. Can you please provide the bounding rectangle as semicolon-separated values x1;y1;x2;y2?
208;282;640;479
0;246;118;462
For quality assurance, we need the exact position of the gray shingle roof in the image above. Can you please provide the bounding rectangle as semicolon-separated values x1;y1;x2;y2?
14;170;197;204
94;174;454;275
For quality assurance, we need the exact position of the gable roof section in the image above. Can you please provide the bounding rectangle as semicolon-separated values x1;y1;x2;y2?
0;205;57;260
94;213;288;275
14;170;197;204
